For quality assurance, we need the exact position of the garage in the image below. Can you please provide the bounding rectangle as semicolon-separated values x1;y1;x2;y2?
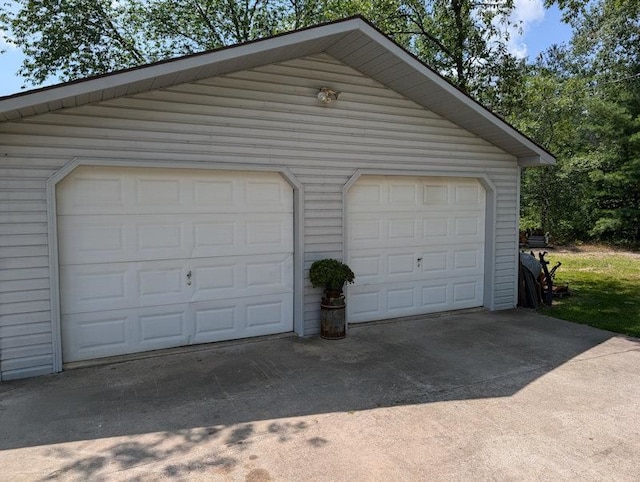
347;175;486;322
56;166;294;363
0;17;556;380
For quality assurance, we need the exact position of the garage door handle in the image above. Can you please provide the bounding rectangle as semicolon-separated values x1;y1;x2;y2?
417;257;422;268
186;270;192;286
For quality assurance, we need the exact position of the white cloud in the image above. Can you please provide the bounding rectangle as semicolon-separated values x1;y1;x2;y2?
505;0;546;59
512;0;545;25
0;29;17;50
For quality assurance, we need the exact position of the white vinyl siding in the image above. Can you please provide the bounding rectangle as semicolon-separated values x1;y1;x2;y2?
0;53;518;379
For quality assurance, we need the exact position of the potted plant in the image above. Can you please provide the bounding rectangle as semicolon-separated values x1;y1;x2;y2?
309;258;355;339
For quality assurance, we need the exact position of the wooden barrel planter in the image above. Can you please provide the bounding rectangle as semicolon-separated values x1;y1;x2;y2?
320;295;346;339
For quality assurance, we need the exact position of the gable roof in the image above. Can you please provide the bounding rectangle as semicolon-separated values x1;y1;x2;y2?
0;16;554;166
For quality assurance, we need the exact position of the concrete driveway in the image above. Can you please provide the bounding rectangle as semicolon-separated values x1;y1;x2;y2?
1;309;639;481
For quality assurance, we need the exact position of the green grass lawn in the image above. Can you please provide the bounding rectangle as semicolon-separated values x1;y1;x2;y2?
540;250;640;337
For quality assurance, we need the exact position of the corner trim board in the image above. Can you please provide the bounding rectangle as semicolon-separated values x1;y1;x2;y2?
514;166;522;308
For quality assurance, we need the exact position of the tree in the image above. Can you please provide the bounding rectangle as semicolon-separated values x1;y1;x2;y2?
556;0;640;243
1;0;307;85
516;0;640;244
2;0;521;102
0;0;147;85
391;0;522;105
509;51;595;241
0;0;406;86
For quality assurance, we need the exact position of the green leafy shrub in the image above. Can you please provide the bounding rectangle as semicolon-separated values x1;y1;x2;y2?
309;259;355;292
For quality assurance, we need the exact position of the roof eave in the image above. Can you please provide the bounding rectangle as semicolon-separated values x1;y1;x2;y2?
518;154;556;167
334;21;556;167
0;16;556;166
0;18;362;121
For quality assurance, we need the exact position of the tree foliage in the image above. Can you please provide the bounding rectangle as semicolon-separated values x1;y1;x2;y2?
514;0;640;245
0;0;146;84
394;0;520;98
1;0;519;99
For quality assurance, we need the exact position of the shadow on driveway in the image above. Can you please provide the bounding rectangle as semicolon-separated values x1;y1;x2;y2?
1;308;634;478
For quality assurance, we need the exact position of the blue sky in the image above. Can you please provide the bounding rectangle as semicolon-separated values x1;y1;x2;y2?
0;2;573;98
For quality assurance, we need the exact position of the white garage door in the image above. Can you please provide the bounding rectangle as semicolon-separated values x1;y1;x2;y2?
57;166;293;363
347;175;485;322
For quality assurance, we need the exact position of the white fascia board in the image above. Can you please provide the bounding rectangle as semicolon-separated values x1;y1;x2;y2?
518;155;555;167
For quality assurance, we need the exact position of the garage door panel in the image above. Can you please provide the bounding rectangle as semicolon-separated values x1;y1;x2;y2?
389;182;418;205
349;254;382;281
136;223;184;253
62;288;294;365
58;215;191;265
349;218;382;244
421;282;449;310
423;217;449;239
349;214;483;250
452;280;482;306
63;289;296;362
57;217;129;265
387;253;416;277
421;250;449;273
246;299;288;329
387;285;418;313
348;175;485;322
388;218;419;243
57;174;127;214
61;303;192;362
453;249;482;270
139;310;189;345
347;288;383;320
61;252;293;315
349;176;484;213
453;216;482;238
245;255;293;290
62;314;130;359
351;249;434;284
58;167;294;363
58;167;293;215
350;244;484;287
191;293;293;343
138;266;185;300
60;260;192;315
191;253;293;301
193;304;239;341
348;183;384;209
192;216;293;258
428;246;483;278
193;221;235;249
192;216;294;258
59;213;292;265
423;184;448;205
454;184;483;204
135;177;185;207
59;264;134;315
348;275;484;323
